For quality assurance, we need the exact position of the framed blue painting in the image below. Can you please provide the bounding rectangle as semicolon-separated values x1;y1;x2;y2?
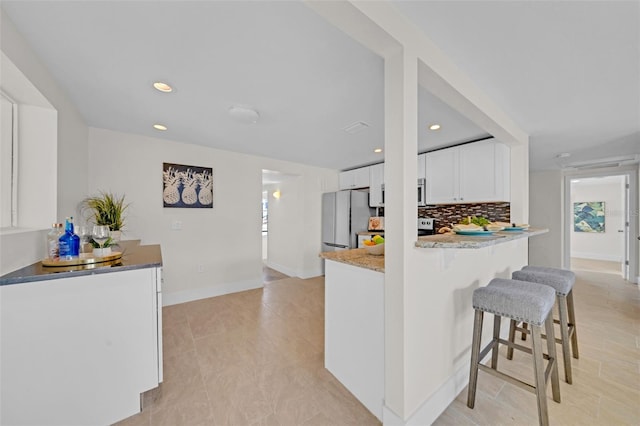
573;201;605;233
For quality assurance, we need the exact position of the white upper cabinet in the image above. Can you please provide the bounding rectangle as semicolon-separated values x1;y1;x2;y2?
339;167;370;190
417;153;427;181
425;148;459;203
369;163;384;207
426;139;510;204
458;139;510;203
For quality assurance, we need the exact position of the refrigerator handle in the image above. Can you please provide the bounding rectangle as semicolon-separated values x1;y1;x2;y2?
324;242;349;248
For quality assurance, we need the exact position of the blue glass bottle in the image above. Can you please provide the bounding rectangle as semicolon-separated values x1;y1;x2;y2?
58;217;80;259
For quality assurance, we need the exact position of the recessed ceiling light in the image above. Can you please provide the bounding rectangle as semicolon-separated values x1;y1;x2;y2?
374;148;383;153
556;152;571;158
153;124;167;131
153;82;173;93
429;124;441;131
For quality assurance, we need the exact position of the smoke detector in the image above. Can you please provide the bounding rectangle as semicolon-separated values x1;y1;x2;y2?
229;105;260;124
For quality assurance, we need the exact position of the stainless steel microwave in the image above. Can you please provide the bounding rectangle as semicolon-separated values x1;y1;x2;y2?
381;178;427;206
417;178;427;206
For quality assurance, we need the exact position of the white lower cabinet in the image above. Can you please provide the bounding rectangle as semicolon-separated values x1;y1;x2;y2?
325;260;384;420
0;267;162;426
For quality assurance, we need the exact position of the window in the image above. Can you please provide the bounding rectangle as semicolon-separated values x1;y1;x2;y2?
0;92;16;228
0;52;58;232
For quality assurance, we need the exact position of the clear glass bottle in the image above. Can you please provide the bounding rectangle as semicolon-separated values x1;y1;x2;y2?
58;217;80;259
45;223;63;260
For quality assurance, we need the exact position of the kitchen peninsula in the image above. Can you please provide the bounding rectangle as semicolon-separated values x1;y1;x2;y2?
0;241;163;426
320;229;547;422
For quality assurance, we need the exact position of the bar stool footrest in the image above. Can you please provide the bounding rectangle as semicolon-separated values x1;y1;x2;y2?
513;323;577;346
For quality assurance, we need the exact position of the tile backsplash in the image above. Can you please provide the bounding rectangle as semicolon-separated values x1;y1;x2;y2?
418;202;510;227
375;202;510;228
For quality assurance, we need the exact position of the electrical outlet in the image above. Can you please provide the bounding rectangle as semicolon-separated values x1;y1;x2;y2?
197;264;205;273
171;220;182;230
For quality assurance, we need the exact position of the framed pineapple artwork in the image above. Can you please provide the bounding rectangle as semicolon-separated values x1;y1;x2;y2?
162;163;213;208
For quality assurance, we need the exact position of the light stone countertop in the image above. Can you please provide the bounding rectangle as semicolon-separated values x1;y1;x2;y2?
320;248;385;273
320;228;548;273
415;228;548;249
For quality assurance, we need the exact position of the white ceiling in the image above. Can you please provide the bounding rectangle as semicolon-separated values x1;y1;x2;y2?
2;1;638;171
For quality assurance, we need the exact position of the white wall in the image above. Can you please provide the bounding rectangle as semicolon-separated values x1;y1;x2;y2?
0;10;88;275
263;178;309;277
1;10;88;219
571;178;625;261
529;170;564;268
88;128;337;305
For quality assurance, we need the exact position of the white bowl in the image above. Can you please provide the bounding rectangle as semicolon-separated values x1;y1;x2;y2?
364;243;385;256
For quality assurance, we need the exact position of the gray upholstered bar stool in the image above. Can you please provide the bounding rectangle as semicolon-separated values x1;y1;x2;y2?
510;266;579;384
468;278;560;426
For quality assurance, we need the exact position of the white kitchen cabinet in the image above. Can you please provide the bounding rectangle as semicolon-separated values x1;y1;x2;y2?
368;163;384;207
417;153;427;181
339;167;370;190
426;139;510;204
0;267;162;426
425;147;459;203
325;260;384;420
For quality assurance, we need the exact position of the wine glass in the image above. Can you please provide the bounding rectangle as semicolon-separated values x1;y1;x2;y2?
75;225;91;254
92;225;110;249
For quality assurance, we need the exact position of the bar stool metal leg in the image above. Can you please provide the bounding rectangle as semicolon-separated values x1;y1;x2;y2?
491;314;501;369
557;294;573;384
467;309;484;409
544;312;561;403
530;324;550;426
506;319;517;360
567;289;579;359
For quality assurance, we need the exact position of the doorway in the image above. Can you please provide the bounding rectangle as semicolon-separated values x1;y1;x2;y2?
564;167;638;282
261;169;300;278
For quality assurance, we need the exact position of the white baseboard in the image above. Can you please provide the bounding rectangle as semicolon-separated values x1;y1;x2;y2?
162;279;263;306
265;260;297;278
298;266;324;279
266;260;324;279
382;364;469;426
571;252;622;262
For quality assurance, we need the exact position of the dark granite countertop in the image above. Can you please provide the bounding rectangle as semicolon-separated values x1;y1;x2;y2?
0;240;162;286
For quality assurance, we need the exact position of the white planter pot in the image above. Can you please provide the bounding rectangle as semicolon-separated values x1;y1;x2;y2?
93;247;112;257
110;230;122;242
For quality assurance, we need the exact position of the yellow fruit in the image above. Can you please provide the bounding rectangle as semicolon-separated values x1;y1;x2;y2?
373;235;384;244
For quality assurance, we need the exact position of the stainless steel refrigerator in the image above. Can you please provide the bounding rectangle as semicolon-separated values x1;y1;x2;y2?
322;190;373;251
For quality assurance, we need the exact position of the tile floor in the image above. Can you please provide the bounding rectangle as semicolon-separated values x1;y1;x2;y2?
116;261;639;426
115;271;378;426
435;260;640;425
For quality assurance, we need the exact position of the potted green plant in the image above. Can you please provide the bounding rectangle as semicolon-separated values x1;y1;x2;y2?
81;191;128;242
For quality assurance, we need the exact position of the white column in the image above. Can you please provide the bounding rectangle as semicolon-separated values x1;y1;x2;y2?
384;46;419;419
